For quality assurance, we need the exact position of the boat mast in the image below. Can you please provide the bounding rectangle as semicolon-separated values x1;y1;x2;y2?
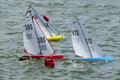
30;12;42;55
34;17;55;54
32;8;53;36
75;16;93;57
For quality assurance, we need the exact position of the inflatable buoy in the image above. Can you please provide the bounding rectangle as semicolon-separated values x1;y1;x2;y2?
47;35;64;42
44;56;55;68
43;15;49;22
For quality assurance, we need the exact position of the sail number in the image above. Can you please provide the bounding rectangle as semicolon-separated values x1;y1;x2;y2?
25;24;33;31
38;37;46;43
72;30;79;36
38;37;47;50
39;44;47;50
86;38;92;44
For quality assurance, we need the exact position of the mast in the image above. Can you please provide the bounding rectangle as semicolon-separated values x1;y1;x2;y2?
32;8;53;36
75;16;93;57
33;8;60;35
33;16;55;54
30;12;42;55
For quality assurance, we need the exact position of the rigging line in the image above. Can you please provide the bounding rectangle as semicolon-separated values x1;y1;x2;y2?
42;22;53;36
30;13;42;55
38;15;53;36
49;23;60;35
34;17;55;55
35;18;55;54
37;13;53;36
75;16;93;58
35;8;60;35
33;9;53;36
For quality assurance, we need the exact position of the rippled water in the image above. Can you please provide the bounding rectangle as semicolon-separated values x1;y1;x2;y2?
0;0;120;80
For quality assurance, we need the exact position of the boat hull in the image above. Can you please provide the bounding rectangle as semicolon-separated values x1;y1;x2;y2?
20;52;64;60
80;56;113;61
19;53;64;68
23;54;64;60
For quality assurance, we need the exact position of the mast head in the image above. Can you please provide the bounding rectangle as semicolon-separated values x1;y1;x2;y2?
25;5;33;16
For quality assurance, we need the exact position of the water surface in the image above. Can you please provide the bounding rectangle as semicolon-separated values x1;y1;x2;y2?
0;0;120;80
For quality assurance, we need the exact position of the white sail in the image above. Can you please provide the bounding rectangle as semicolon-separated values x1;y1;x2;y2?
35;17;52;37
23;10;54;55
71;21;92;58
84;31;103;57
32;15;54;55
31;9;52;38
42;22;59;36
71;17;103;58
23;12;40;55
31;8;59;36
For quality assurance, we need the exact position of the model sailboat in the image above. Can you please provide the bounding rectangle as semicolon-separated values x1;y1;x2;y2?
19;8;64;68
28;7;64;42
71;17;113;61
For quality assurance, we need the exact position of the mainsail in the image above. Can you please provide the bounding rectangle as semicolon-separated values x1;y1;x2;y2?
71;17;103;58
23;10;54;55
30;8;59;37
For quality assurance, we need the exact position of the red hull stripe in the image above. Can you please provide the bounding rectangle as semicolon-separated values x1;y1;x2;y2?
23;55;64;60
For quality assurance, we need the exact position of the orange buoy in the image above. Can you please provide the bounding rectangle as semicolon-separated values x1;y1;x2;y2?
43;15;49;22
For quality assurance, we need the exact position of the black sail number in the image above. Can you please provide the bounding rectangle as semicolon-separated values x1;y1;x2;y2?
39;44;47;50
86;38;92;44
38;37;47;51
25;24;33;31
38;37;46;43
72;30;79;36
